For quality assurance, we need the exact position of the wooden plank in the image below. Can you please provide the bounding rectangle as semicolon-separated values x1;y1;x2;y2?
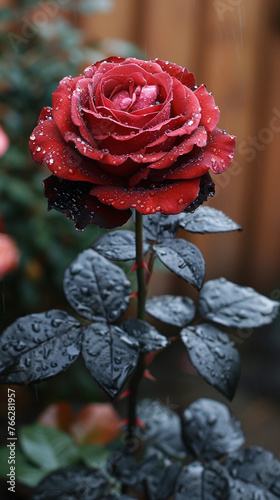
243;29;280;290
82;0;139;43
138;0;201;70
187;0;266;286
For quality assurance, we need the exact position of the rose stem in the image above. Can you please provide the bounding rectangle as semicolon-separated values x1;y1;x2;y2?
127;211;146;446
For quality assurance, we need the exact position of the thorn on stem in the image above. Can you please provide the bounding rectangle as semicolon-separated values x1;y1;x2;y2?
117;388;131;401
144;369;156;382
145;351;158;365
128;262;138;274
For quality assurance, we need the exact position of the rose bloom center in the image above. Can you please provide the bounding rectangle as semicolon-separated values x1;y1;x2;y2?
111;84;159;112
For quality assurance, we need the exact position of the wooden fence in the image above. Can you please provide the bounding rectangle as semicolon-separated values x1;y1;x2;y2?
82;0;280;293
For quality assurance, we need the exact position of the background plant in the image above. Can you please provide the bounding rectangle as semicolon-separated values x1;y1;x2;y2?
0;0;141;324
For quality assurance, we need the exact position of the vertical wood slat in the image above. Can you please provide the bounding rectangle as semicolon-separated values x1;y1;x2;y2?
82;0;139;44
243;0;280;291
137;0;202;71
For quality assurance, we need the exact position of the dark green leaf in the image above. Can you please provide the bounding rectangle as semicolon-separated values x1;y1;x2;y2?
0;445;46;488
108;452;158;493
0;310;82;385
175;462;204;500
179;207;241;234
228;478;279;499
145;460;182;500
31;466;108;500
20;424;80;470
142;213;180;242
180;324;240;400
181;398;244;460
154;239;205;290
82;323;139;398
198;278;280;328
224;447;280;497
121;318;169;353
80;444;110;471
146;295;195;327
135;399;187;459
64;249;131;322
92;230;149;261
174;461;229;500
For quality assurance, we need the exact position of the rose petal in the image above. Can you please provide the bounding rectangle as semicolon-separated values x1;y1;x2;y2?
71;78;101;147
168;81;201;135
37;106;53;123
131;84;159;111
153;59;196;88
52;75;81;138
95;115;187;157
90;178;201;215
30;119;115;184
149;153;209;182
129;166;150;186
205;128;236;174
194;85;220;134
148;126;208;170
83;57;125;78
122;58;164;75
43;175;131;230
151;128;236;180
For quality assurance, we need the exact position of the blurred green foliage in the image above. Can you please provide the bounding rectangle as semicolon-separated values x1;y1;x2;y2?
0;0;140;326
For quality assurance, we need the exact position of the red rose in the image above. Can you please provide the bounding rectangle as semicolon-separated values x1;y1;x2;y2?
30;57;235;229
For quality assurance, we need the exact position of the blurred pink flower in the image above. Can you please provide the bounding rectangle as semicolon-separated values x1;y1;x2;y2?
0;126;9;157
0;233;20;280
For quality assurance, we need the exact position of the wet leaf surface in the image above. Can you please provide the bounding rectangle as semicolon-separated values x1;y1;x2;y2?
154;239;205;290
0;310;82;385
146;295;195;327
82;323;139;398
224;447;280;497
142;213;180;242
198;278;280;328
145;459;182;500
181;398;244;460
203;461;230;499
31;465;108;500
64;249;131;322
174;461;229;500
121;318;169;353
228;478;279;500
179;207;242;234
108;452;158;493
135;399;187;459
92;230;149;261
99;497;135;500
174;462;204;500
108;451;180;499
180;324;240;400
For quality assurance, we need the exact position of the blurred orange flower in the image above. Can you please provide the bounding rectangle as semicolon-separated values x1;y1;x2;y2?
39;402;121;445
